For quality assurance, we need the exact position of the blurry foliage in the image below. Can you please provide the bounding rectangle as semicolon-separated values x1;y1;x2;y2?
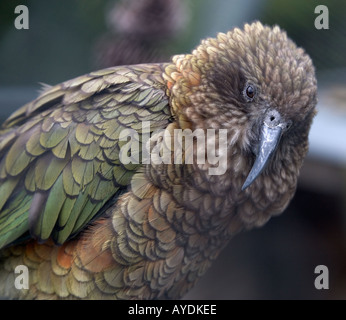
0;0;25;38
94;0;190;67
0;0;109;85
0;0;195;86
261;0;346;75
0;0;345;85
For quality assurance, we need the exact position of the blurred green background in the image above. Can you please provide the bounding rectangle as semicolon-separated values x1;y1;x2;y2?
0;0;346;299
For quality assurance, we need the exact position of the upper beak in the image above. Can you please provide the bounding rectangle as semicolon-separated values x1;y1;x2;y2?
242;110;285;191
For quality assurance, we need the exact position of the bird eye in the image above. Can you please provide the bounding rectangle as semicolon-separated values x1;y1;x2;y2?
243;83;256;101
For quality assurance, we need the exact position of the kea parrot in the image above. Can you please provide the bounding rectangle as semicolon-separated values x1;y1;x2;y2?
0;22;317;299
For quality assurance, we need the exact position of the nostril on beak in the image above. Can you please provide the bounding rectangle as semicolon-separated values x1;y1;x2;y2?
265;109;281;127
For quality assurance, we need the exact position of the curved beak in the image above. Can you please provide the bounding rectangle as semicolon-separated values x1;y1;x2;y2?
241;122;283;191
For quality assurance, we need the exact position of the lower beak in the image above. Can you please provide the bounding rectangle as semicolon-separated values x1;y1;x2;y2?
241;123;283;191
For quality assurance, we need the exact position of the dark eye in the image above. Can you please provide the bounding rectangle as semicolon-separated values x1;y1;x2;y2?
243;83;256;101
246;85;255;98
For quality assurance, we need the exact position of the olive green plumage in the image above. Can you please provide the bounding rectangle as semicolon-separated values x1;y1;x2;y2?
0;64;171;248
0;22;317;299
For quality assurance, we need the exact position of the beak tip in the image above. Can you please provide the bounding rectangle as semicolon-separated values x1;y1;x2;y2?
241;183;247;191
241;178;252;191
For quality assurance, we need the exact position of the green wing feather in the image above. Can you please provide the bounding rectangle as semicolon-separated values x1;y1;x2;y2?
0;63;172;249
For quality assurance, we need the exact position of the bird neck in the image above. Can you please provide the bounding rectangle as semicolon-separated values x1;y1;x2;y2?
141;122;244;239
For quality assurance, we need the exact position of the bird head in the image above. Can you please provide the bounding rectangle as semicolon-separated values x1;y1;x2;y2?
165;21;317;193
